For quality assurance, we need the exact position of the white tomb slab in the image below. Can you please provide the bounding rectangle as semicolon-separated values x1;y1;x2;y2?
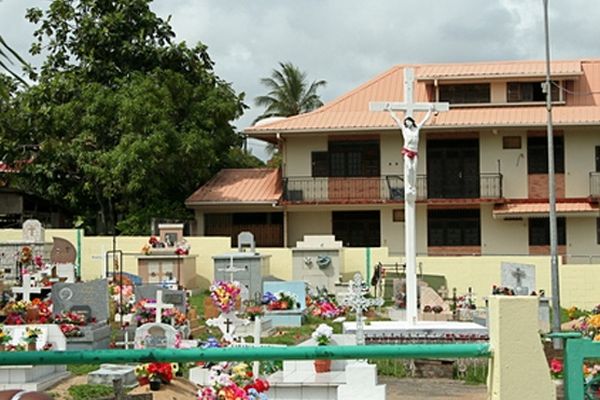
0;324;69;391
343;320;488;342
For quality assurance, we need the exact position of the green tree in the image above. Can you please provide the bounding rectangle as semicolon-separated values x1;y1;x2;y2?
254;62;326;123
0;35;31;98
2;0;258;234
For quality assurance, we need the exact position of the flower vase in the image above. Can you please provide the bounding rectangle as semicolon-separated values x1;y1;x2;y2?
26;306;40;323
27;342;36;351
149;379;161;391
314;359;331;373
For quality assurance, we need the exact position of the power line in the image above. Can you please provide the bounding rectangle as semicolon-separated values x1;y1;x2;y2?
551;81;600;96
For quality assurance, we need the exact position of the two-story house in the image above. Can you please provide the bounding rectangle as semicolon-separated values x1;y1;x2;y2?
186;59;600;260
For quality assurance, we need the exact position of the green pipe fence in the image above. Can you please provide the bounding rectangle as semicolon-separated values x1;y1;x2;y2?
0;344;491;366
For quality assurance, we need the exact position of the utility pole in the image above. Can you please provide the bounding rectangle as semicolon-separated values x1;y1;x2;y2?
542;0;561;349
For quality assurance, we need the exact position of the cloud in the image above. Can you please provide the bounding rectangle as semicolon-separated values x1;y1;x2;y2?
3;0;600;160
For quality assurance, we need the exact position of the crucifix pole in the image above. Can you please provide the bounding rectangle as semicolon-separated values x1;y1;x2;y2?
370;68;449;325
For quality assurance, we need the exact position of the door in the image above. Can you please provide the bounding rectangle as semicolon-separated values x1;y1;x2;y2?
332;211;380;247
427;139;480;198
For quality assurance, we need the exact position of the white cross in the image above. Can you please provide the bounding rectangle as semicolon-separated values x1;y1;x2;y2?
341;273;383;346
206;311;249;343
12;274;42;301
217;255;246;282
144;290;174;322
115;330;135;349
369;67;449;325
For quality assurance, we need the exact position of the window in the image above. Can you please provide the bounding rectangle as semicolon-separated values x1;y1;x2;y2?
393;209;404;222
232;212;282;225
439;84;490;104
528;217;566;246
332;211;380;247
328;141;380;177
527;136;564;174
503;136;522;149
427;209;481;247
311;152;329;177
507;81;560;102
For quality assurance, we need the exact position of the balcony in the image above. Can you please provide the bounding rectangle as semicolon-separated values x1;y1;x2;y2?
282;173;502;203
591;172;600;199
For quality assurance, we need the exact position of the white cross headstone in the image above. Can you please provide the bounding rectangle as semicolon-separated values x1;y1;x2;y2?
144;290;174;323
341;273;384;346
115;330;135;349
369;67;449;325
206;311;249;343
12;274;42;301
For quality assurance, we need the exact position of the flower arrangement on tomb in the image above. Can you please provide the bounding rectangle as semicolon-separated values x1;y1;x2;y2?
23;327;42;344
262;291;299;311
161;307;187;326
20;246;33;264
311;323;333;346
131;299;187;327
196;362;270;400
244;305;264;321
306;289;345;319
456;293;477;310
210;281;241;314
135;362;175;385
175;239;190;255
549;358;563;379
0;328;12;346
54;311;88;337
3;299;53;325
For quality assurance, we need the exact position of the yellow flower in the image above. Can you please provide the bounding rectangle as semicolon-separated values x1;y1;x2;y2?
232;363;247;376
588;315;600;329
594;334;600;342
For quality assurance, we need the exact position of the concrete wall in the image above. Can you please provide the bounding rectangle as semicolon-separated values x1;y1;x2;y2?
480;129;528;198
565;127;600;197
380;133;403;176
284;135;327;177
286;210;331;248
481;204;529;255
2;228;599;309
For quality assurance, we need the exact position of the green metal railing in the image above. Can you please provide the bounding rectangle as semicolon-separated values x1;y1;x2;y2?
0;344;491;366
548;331;600;400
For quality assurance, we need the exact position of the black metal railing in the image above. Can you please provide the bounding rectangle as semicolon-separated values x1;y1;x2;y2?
590;172;600;198
282;173;502;202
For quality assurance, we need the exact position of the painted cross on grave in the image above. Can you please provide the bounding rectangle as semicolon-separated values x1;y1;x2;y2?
217;256;247;282
12;274;42;301
144;290;174;324
369;67;449;325
512;267;528;295
341;273;384;346
206;311;249;343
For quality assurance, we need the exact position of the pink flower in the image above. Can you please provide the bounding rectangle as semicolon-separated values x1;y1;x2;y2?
550;358;563;374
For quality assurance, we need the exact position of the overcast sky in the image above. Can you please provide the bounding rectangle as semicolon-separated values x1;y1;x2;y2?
2;0;600;159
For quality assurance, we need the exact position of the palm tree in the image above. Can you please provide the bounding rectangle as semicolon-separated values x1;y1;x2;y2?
254;62;326;123
0;34;30;98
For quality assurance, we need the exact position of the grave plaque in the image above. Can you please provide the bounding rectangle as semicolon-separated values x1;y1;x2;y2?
22;219;44;243
51;279;110;323
501;262;536;295
134;322;179;349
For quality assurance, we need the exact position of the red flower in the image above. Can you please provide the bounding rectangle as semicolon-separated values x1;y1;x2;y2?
550;358;563;374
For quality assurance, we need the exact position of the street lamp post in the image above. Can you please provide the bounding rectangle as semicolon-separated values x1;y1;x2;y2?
542;0;562;349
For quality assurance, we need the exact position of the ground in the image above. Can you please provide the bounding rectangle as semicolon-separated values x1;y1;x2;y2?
46;375;486;399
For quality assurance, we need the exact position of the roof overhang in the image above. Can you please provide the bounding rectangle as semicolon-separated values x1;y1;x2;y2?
493;202;600;219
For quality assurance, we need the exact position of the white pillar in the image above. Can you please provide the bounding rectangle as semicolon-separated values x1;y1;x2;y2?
405;164;418;325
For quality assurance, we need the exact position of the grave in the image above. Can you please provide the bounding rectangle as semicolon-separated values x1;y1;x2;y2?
0;324;69;391
0;219;52;284
51;279;112;350
213;232;270;302
206;311;249;343
267;334;385;400
292;235;343;292
134;285;187;313
134;322;180;349
137;223;198;289
49;236;77;282
88;364;138;388
263;280;306;327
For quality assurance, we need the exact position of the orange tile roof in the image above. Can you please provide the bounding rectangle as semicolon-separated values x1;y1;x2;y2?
246;59;600;135
186;168;281;205
493;202;600;218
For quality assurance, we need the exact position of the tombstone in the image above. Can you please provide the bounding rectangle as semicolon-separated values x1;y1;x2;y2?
263;281;306;327
135;285;187;313
213;232;270;302
22;220;44;243
206;312;249;343
501;262;536;295
0;324;69;390
419;286;452;322
51;279;111;350
11;274;42;301
134;322;179;349
88;364;138;389
340;273;384;346
48;237;77;283
292;235;343;292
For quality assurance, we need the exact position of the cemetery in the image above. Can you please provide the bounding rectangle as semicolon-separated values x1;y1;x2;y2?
2;1;600;399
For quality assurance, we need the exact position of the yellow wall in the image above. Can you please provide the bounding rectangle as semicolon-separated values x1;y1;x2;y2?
481;204;529;255
287;210;332;247
3;228;599;309
565;128;600;197
490;81;507;103
284;135;327;177
480;129;528;198
567;216;600;257
380;206;404;254
380;133;403;175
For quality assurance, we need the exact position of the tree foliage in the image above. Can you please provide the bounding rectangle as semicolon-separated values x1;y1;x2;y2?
1;0;260;234
254;62;326;123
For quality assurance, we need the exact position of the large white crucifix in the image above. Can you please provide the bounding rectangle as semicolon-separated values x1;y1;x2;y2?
12;274;42;302
145;290;174;323
369;67;449;325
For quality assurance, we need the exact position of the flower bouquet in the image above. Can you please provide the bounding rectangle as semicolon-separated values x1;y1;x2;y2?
23;327;42;350
307;292;345;319
210;281;241;314
135;362;175;389
197;362;270;400
0;329;12;350
245;305;264;321
55;311;87;337
312;324;333;373
263;291;299;311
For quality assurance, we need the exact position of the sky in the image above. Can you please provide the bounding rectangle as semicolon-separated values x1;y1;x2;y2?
2;0;600;160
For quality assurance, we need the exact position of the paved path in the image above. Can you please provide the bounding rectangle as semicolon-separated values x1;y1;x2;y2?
382;377;487;400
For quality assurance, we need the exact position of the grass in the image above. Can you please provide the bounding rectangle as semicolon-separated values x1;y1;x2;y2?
67;364;101;376
67;384;114;400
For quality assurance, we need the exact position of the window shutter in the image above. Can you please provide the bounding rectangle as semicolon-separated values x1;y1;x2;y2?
311;151;329;177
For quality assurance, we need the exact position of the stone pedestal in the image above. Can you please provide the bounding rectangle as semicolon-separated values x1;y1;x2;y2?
337;362;386;400
213;253;270;301
66;322;112;350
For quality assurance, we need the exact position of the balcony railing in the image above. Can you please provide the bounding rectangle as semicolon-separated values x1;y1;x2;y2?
282;173;502;203
591;172;600;198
